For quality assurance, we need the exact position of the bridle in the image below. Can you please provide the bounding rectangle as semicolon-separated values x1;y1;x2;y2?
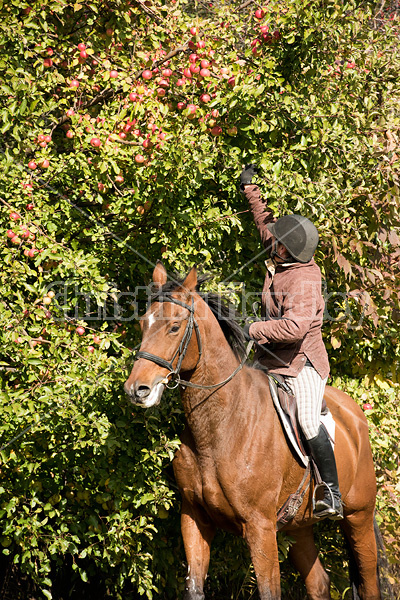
135;293;253;391
136;294;202;389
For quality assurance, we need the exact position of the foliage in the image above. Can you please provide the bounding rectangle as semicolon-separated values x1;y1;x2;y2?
0;0;399;597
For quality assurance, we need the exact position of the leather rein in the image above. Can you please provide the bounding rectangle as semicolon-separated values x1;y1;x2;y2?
135;294;254;391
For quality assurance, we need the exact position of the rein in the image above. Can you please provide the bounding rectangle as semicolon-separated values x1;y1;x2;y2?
135;294;254;391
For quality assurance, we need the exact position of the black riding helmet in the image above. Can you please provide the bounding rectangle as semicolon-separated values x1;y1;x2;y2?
266;214;319;263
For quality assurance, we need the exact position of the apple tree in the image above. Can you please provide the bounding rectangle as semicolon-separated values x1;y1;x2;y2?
0;0;399;597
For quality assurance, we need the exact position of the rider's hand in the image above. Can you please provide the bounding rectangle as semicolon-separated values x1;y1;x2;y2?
240;164;258;188
242;322;253;342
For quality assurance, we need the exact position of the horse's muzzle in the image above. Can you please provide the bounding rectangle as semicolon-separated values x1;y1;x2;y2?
124;379;165;408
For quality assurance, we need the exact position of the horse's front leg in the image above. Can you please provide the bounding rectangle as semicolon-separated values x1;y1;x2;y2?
245;518;281;600
181;499;215;600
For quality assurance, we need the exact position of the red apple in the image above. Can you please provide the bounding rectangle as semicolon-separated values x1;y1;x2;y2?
189;53;198;63
11;236;21;245
90;137;102;147
176;78;185;86
187;104;197;114
28;248;37;257
190;64;200;74
110;70;118;78
362;403;373;411
135;154;145;163
66;108;75;116
77;43;86;51
197;40;206;49
200;59;210;69
66;130;74;138
43;58;53;67
255;9;265;19
69;79;80;88
210;125;222;136
39;159;50;168
93;335;101;344
157;87;166;97
28;161;37;170
183;68;192;78
10;212;21;221
190;26;198;35
76;326;85;335
88;345;95;353
177;102;185;109
200;68;210;78
6;230;15;239
115;175;124;183
26;203;34;210
200;93;211;103
80;50;88;60
142;69;153;80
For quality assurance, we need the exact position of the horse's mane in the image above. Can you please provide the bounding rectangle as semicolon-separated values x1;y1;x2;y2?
151;273;247;360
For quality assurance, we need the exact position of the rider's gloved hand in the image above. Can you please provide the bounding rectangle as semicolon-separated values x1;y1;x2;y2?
240;164;258;189
242;322;253;342
242;320;276;353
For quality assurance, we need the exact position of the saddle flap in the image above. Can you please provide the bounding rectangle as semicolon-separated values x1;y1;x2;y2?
268;374;307;457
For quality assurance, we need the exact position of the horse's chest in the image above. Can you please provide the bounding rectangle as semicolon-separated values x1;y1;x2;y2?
200;474;244;533
174;442;245;533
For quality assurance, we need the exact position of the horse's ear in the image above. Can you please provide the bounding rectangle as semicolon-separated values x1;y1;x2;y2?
152;261;167;288
180;266;198;294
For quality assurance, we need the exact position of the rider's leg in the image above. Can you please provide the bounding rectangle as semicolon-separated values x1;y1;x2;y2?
307;426;343;520
286;363;343;520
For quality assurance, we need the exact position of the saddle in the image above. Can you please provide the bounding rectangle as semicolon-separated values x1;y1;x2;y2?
267;373;333;530
268;373;329;458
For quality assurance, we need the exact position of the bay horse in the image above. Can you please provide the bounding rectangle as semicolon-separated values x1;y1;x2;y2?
124;263;381;600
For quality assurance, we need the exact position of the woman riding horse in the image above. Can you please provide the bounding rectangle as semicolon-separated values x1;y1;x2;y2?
240;163;343;521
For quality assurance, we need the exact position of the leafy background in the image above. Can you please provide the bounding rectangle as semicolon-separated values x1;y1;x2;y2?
0;0;399;598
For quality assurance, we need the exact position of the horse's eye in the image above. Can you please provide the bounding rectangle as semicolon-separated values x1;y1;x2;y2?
169;324;180;333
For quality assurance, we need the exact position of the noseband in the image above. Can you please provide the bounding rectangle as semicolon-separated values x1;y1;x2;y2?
135;293;254;392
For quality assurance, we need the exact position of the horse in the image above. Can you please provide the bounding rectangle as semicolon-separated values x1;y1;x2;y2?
124;262;381;600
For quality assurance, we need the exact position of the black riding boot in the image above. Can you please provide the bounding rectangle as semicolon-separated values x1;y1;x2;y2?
307;426;343;521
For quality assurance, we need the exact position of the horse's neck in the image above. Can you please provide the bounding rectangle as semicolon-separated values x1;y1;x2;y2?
180;324;257;450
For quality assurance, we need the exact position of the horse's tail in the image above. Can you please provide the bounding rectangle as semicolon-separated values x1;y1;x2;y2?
374;516;395;600
345;516;395;600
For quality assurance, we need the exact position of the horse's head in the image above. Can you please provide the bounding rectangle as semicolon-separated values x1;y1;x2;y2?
124;262;202;407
